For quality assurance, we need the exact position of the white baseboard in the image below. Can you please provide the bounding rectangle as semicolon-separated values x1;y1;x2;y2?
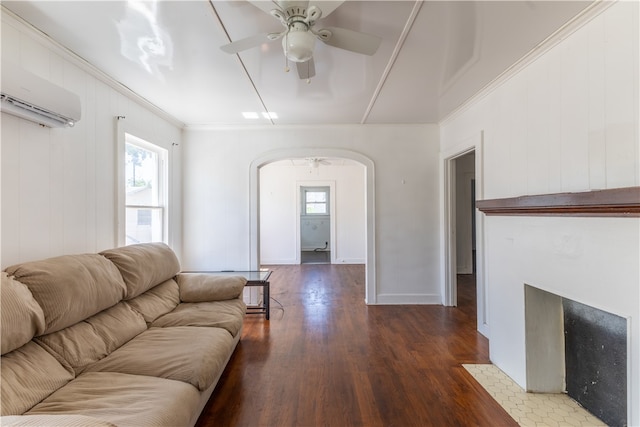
260;257;366;264
457;265;473;274
260;258;298;265
375;293;441;305
334;258;365;264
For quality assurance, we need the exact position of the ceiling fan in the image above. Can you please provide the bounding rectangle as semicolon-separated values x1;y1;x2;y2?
306;157;331;168
220;1;382;80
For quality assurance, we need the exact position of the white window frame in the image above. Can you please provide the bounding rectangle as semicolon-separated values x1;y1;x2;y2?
116;120;169;247
302;186;330;216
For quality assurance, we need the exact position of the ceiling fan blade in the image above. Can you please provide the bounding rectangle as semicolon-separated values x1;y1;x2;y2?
310;1;344;18
296;58;316;80
320;27;382;56
220;33;272;54
247;1;282;15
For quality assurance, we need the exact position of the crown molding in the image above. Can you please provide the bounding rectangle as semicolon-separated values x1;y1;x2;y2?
1;6;185;129
439;0;616;127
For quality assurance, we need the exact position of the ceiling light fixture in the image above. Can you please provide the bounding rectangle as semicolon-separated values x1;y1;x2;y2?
282;23;316;63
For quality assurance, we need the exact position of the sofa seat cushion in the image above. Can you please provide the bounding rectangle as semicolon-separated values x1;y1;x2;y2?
1;273;45;355
1;342;74;416
84;326;235;391
125;279;180;324
1;414;116;427
35;302;147;375
26;372;200;427
4;254;126;334
100;243;180;299
177;274;246;302
153;299;246;337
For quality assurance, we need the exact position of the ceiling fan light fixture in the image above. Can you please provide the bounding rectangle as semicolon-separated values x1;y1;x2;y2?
283;28;316;63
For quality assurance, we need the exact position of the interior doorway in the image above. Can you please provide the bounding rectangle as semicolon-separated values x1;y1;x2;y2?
300;185;332;264
443;138;488;337
454;152;476;278
453;152;477;323
250;148;376;303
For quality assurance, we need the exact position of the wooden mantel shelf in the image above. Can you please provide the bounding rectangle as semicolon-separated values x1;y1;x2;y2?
476;187;640;217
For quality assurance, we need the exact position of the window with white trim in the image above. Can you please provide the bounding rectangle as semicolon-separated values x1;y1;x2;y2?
302;187;329;215
124;133;167;245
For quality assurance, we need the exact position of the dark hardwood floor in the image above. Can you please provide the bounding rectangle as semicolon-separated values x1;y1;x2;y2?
195;266;517;427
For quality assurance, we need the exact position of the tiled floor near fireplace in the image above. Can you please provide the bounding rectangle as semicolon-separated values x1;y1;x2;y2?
463;364;606;427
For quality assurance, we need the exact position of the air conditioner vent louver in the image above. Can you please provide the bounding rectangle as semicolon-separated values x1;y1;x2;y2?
1;94;76;127
0;62;81;128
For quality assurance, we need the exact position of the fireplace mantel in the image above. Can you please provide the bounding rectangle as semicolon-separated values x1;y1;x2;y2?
476;186;640;217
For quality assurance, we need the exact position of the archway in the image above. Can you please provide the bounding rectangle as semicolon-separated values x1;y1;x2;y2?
249;148;377;304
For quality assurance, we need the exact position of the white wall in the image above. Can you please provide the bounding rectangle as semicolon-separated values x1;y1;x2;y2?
182;125;441;303
260;160;365;264
1;11;183;268
441;2;639;424
299;215;330;251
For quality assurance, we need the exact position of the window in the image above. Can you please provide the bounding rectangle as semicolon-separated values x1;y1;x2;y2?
303;187;329;215
124;134;167;245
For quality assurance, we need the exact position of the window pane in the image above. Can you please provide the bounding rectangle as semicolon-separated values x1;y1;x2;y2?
125;144;158;206
306;192;326;203
137;209;152;226
126;207;163;244
306;203;327;214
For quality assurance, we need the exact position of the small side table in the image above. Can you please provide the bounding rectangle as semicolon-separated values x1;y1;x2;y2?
184;270;272;320
242;271;271;320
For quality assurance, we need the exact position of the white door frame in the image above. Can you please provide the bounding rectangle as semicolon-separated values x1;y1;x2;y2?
249;148;377;304
297;181;336;264
440;131;489;337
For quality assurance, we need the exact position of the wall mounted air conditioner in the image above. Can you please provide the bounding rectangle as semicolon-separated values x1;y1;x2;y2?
1;62;81;128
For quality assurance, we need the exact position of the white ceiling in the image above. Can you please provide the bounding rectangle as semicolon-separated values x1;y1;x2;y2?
2;1;593;127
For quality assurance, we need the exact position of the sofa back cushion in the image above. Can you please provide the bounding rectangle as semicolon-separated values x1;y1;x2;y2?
1;342;74;415
1;273;46;355
100;243;180;300
35;302;147;375
4;255;126;335
126;279;180;324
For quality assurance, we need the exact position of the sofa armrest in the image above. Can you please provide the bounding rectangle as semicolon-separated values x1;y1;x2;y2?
175;273;246;302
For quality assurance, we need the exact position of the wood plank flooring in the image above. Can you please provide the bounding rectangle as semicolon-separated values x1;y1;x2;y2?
195;265;517;427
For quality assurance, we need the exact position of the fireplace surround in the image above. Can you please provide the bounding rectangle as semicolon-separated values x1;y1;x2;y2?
476;187;638;426
525;285;628;426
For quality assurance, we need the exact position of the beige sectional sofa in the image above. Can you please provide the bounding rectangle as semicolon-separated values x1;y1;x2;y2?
0;243;247;427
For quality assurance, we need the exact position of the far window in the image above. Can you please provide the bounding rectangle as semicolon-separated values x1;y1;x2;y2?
303;187;329;215
125;134;167;245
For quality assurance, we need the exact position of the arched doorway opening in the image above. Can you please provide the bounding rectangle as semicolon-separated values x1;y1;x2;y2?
249;148;377;304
